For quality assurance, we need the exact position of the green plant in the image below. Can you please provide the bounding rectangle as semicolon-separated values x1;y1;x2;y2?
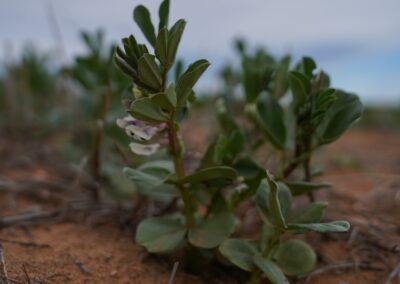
219;172;349;283
0;46;65;132
65;30;131;199
115;0;239;254
113;3;359;283
218;45;363;201
202;45;360;282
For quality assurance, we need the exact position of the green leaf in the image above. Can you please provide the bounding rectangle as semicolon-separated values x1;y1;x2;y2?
115;55;137;78
124;166;177;200
256;91;286;149
256;172;288;229
138;54;162;91
284;181;331;196
166;83;177;107
299;56;317;78
289;71;311;109
128;97;169;122
290;202;327;224
231;158;267;202
155;27;169;68
138;160;174;175
176;59;210;105
136;216;186;253
217;98;240;135
168;20;186;67
288;220;350;233
260;225;275;252
274;240;316;276
150;92;174;112
189;212;235;249
253;254;289;284
133;5;156;47
257;174;291;225
316;91;362;144
219;239;257;272
242;52;275;103
272;55;291;98
179;166;237;185
158;0;170;30
124;167;163;187
275;182;292;219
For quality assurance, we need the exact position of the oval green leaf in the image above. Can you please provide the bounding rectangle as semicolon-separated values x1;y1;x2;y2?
219;239;257;272
136;216;186;253
256;92;286;149
133;5;156;47
179;166;237;185
138;54;162;91
189;212;235;249
253;254;289;284
274;240;316;276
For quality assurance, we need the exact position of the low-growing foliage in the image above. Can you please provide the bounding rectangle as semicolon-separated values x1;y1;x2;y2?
115;0;239;255
114;1;362;283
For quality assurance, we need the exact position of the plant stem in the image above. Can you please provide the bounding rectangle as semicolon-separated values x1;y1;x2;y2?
248;229;282;284
302;136;315;202
90;79;113;200
167;119;195;229
161;64;195;228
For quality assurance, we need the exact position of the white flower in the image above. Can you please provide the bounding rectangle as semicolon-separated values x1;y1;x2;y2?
129;142;160;156
125;124;158;141
116;115;136;128
117;115;167;142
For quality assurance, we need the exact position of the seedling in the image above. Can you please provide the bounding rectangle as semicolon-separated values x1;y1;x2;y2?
115;0;238;254
219;172;350;283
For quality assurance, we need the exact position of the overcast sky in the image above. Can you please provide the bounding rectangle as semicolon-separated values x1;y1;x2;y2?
1;0;399;105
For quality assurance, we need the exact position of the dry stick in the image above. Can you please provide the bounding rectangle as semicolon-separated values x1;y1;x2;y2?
0;238;49;249
167;262;179;284
90;79;113;201
385;264;400;284
75;260;91;274
0;245;9;284
22;265;32;284
305;261;384;283
0;178;70;193
0;210;61;228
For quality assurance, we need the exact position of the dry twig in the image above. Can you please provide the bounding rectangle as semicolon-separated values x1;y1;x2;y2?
0;245;9;284
305;261;384;283
0;238;49;249
167;262;179;284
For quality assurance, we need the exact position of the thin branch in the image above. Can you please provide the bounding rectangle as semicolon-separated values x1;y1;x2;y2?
305;261;384;283
0;245;9;284
167;262;179;284
385;264;400;284
0;238;50;249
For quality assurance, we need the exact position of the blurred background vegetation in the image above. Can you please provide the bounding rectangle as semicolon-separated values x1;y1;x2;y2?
0;30;398;200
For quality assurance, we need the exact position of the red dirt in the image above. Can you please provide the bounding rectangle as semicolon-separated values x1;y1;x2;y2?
0;129;399;283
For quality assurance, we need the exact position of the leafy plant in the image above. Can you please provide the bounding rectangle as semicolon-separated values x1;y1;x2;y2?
0;46;65;133
219;172;349;283
113;3;357;282
218;45;363;201
65;30;131;199
115;0;238;254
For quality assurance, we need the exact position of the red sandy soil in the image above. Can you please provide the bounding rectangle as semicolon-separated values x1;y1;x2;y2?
0;129;399;283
